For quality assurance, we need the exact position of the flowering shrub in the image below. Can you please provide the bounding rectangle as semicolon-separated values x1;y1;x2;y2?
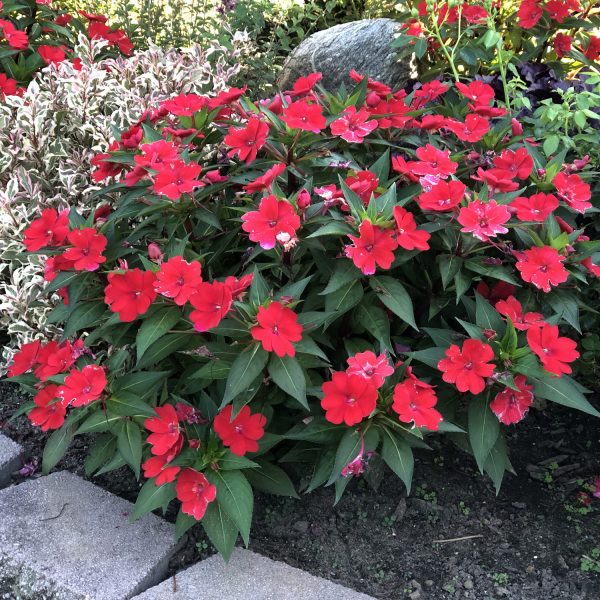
0;35;246;367
6;70;600;559
0;0;133;96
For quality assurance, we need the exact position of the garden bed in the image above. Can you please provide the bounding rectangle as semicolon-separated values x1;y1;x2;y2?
1;380;598;600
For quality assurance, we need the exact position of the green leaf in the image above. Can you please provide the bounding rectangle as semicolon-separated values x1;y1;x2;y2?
468;400;500;474
339;177;366;219
175;509;198;538
106;393;156;418
324;279;363;314
42;422;76;473
483;434;510;494
369;276;417;330
409;347;447;368
244;459;299;498
307;221;354;238
438;255;463;289
354;303;393;352
201;501;239;562
319;261;362;295
112;372;169;399
286;417;345;442
249;267;269;306
136;307;182;362
118;421;143;478
206;470;253;546
76;410;122;434
531;376;600;417
130;480;176;522
380;426;414;493
474;292;505;334
222;344;268;407
84;434;117;476
63;303;107;338
543;134;560;157
136;333;193;369
219;452;259;471
328;429;362;485
267;354;308;409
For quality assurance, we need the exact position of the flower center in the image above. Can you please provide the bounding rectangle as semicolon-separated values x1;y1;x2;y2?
464;361;473;370
345;396;356;406
365;244;374;252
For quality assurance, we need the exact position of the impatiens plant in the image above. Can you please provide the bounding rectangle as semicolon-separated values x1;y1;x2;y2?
6;69;600;560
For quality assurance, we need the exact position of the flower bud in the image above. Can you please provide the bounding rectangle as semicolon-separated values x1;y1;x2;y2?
511;118;523;136
297;189;311;210
148;242;163;263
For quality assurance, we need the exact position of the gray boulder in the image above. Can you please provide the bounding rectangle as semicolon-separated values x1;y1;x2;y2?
278;18;413;94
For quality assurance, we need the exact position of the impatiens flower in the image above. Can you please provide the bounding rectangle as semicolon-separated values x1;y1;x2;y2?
393;206;430;251
367;98;411;129
38;45;66;64
330;106;378;143
176;468;217;520
142;455;181;486
411;80;448;109
135;140;180;169
490;375;534;425
392;368;443;430
458;200;510;242
554;32;572;57
281;100;327;133
477;281;516;305
345;170;379;205
413;144;458;179
29;385;66;431
213;405;267;456
91;142;123;182
346;351;393;388
244;163;286;193
552;172;592;213
153;160;203;200
289;72;322;96
7;340;41;377
321;371;378;426
34;341;76;381
0;73;19;99
58;365;107;407
445;114;490;142
241;195;301;250
473;167;519;193
224;116;270;164
495;296;544;331
23;208;69;251
463;5;489;22
349;70;392;96
515;246;569;293
527;324;579;376
510;193;559;222
0;20;29;49
62;228;107;271
345;220;398;275
417;180;466;212
584;35;600;61
104;269;157;322
161;94;208;116
455;81;495;106
189;281;232;332
493;148;533;180
224;273;254;301
144;404;183;456
251;301;303;357
154;256;202;306
437;339;496;394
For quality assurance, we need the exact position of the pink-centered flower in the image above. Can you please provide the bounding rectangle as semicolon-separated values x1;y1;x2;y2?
458;200;510;242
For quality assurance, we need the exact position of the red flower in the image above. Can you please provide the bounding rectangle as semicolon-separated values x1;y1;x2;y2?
411;81;448;109
346;351;393;388
367;98;411;129
493;148;533;180
142;455;181;486
244;163;286;193
189;281;232;332
345;170;379;205
473;168;519;193
349;70;392;96
412;144;457;179
345;220;398;275
392;368;443;430
241;195;300;250
7;340;41;377
224;116;270;164
0;73;18;99
154;256;202;306
330;106;378;143
0;21;28;49
161;94;208;116
510;193;559;222
29;385;66;431
144;404;183;456
251;301;303;357
393;206;430;251
23;208;69;251
495;296;544;331
38;45;66;64
91;143;123;182
476;281;516;305
417;180;466;212
153;160;204;200
321;371;378;426
213;405;266;456
584;36;600;61
289;72;322;96
455;81;495;106
135;140;180;169
34;341;76;381
62;228;107;271
224;273;254;301
104;269;157;322
176;468;216;520
554;33;572;57
552;172;592;213
458;200;510;242
490;375;534;425
518;0;543;28
515;246;568;292
437;339;495;394
281;101;327;133
462;5;489;23
58;365;106;407
445;114;490;142
546;0;575;22
527;324;579;376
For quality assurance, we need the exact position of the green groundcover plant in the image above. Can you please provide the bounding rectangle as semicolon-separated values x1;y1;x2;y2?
5;68;600;558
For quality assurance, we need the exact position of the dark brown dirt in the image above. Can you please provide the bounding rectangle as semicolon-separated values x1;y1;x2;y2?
1;380;599;600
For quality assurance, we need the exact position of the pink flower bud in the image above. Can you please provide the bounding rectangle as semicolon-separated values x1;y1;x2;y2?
148;242;163;263
297;189;311;210
511;118;523;136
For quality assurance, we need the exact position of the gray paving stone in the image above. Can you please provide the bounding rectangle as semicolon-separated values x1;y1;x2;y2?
0;471;181;600
133;548;376;600
0;432;24;487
